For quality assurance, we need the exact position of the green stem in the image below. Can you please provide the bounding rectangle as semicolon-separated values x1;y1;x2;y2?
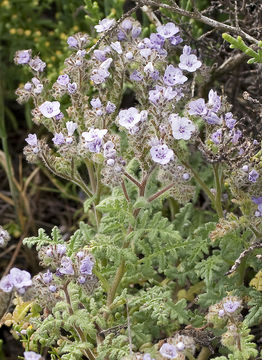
197;347;212;360
213;163;224;218
0;76;21;226
85;159;96;194
237;256;247;286
105;260;126;310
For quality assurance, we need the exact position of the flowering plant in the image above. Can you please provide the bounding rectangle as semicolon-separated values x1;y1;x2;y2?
1;8;262;360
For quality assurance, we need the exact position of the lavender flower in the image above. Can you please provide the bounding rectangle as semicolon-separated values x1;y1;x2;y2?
169;35;183;46
248;169;259;183
130;70;144;82
9;268;32;291
188;98;207;116
59;256;74;275
67;36;78;48
57;244;67;256
242;165;249;172
91;97;102;109
140;48;152;59
225;112;236;129
95;18;115;33
78;276;86;284
149;86;179;104
82;128;107;153
150;144;174;165
170;114;196;140
67;82;77;94
24;351;42;360
25;134;39;153
39;101;61;118
131;26;141;38
223;300;241;313
42;270;53;284
106;101;116;114
157;22;180;39
208;89;221;113
252;196;262;216
55;112;64;120
94;49;108;62
91;59;112;84
231;129;242;144
49;285;57;292
14;49;32;64
24;82;32;91
52;132;65;146
211;129;222;144
179;53;201;72
0;275;13;293
163;65;187;86
159;343;178;359
205;110;222;125
29;57;46;72
103;141;116;159
111;41;122;54
118;107;142;130
79;256;94;275
57;74;70;86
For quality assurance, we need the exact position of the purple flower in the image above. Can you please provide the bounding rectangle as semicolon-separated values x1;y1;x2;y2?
79;256;94;275
52;132;65;146
242;165;249;172
125;52;133;60
157;22;180;39
29;57;46;72
225;112;236;129
91;97;102;109
231;129;242;144
24;351;42;360
82;128;107;153
205;110;222;125
248;169;259;183
130;70;144;82
218;309;225;318
143;354;154;360
150;144;174;165
24;82;32;91
223;300;241;313
55;112;64;120
121;19;133;31
95;18;115;33
57;74;70;86
111;41;122;54
14;49;32;64
94;49;108;62
159;343;178;359
169;35;183;46
106;101;116;114
66;121;77;136
182;173;190;181
208;89;221;113
25;133;38;147
118;107;142;130
39;101;60;118
9;268;32;290
179;53;201;72
91;68;110;84
182;45;191;55
163;65;187;86
103;141;116;159
170;114;196;140
131;26;141;38
149;86;178;104
140;48;152;59
57;244;67;256
211;129;222;144
0;275;13;293
59;256;74;275
252;196;262;216
67;36;78;48
188;98;207;116
42;270;53;284
67;82;77;94
49;285;57;292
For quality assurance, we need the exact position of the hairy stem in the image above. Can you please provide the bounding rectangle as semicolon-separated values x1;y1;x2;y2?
213;163;224;218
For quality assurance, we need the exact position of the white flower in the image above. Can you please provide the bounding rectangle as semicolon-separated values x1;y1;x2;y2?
150;144;174;165
118;107;142;130
111;41;122;54
170;114;196;140
95;18;115;33
39;101;61;118
66;121;78;136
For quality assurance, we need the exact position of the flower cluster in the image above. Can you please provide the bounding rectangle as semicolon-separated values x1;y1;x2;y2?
206;296;242;326
159;334;195;360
